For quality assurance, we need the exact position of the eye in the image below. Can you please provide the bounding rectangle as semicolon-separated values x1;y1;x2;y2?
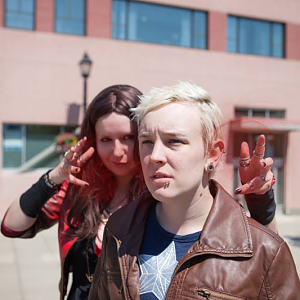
141;140;153;145
100;137;111;142
124;135;134;140
169;139;184;144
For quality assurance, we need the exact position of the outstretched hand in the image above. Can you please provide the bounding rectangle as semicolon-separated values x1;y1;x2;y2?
235;135;275;195
49;137;95;187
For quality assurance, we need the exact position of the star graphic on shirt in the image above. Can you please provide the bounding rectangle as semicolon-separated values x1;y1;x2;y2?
138;241;178;300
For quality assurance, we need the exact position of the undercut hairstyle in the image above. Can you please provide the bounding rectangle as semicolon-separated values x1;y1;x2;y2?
131;81;224;152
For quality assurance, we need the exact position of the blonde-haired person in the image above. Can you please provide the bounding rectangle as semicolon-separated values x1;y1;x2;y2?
89;82;299;300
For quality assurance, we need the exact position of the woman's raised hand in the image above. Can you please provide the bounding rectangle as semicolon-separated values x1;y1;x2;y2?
236;134;275;195
49;137;95;187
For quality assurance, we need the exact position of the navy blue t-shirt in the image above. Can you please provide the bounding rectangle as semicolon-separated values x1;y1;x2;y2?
138;204;201;300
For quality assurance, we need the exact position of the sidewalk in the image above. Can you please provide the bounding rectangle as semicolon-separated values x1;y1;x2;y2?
0;214;299;300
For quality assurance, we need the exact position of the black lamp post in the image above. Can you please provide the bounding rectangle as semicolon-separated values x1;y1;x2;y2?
79;52;93;115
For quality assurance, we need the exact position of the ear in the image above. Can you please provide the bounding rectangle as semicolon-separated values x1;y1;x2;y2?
206;139;225;167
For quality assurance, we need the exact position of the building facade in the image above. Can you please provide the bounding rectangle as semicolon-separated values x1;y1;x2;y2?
1;0;300;216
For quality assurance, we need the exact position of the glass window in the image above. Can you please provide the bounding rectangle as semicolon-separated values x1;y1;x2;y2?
128;2;191;47
5;0;35;30
272;23;284;58
2;124;78;169
112;0;127;39
193;11;207;49
112;0;207;49
55;0;85;35
227;16;284;58
227;16;237;53
270;109;285;118
26;125;61;168
3;124;22;168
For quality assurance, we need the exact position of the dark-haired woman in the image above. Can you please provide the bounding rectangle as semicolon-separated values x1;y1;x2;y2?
1;85;278;299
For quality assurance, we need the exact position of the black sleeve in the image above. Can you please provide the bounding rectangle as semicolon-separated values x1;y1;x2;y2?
244;188;276;225
19;172;61;218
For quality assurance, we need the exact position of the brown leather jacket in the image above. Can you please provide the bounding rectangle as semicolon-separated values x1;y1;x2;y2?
89;180;300;300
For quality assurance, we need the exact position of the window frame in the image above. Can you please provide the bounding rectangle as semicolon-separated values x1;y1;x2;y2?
4;0;36;30
227;15;285;58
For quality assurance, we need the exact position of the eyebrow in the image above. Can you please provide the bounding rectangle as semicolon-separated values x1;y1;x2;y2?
139;130;188;138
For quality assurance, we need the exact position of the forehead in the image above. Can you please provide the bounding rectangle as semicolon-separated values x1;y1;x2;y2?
95;112;133;135
139;102;201;135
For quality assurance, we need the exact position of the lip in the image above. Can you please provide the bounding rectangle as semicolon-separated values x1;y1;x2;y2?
150;172;172;184
111;162;127;167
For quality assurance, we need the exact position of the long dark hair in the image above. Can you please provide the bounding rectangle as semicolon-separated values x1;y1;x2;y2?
63;85;145;240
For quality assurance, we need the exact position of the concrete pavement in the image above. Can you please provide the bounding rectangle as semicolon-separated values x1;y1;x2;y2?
0;214;299;300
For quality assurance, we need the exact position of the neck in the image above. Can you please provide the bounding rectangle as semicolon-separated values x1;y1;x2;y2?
108;174;133;213
156;184;213;235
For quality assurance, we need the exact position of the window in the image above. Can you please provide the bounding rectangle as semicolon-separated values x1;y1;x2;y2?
2;124;77;169
235;108;285;118
5;0;35;30
112;0;207;49
227;16;284;58
55;0;85;35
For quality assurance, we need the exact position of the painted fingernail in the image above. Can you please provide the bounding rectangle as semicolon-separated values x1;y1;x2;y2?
235;188;242;194
75;168;80;172
263;162;266;167
85;183;89;187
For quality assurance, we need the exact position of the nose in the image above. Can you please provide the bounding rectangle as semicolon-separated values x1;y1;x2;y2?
113;140;126;158
149;141;167;165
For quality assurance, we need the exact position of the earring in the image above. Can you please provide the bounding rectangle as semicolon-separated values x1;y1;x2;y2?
206;163;214;173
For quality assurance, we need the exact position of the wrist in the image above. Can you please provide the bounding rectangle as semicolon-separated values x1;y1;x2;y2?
48;169;65;185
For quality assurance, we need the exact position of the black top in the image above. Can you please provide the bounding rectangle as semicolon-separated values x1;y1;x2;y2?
67;238;99;300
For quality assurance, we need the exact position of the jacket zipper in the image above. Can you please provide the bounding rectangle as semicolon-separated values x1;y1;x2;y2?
107;228;128;299
197;288;245;300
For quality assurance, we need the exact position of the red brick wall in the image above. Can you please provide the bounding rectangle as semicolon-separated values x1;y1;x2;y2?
0;0;4;27
36;0;54;32
86;0;111;38
208;11;226;52
285;23;300;60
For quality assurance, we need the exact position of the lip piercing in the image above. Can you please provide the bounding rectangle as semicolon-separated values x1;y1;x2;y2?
163;182;170;189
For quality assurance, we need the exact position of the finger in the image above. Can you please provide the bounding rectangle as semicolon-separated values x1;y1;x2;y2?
253;134;265;159
240;141;250;159
74;137;87;154
70;166;81;174
64;147;75;162
77;147;95;166
235;175;264;195
260;157;273;172
69;175;89;187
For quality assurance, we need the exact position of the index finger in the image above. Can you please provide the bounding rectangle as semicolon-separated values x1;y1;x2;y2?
253;134;265;159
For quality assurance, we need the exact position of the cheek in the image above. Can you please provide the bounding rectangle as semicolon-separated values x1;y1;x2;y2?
96;143;109;161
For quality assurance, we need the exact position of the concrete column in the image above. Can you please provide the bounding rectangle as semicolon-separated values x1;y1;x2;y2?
285;23;300;60
36;0;54;32
86;0;111;38
207;11;226;52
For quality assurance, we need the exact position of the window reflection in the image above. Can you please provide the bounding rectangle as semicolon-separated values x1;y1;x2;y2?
227;16;284;58
5;0;35;30
55;0;85;36
112;0;207;49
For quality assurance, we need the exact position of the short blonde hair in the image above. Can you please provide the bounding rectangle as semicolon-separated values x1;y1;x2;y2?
131;81;224;151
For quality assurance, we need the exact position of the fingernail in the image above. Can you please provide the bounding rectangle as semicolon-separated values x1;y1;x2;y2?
235;188;242;194
263;162;266;167
85;183;89;187
76;168;80;172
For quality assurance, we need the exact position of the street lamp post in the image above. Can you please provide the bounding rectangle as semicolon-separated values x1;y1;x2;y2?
79;53;93;115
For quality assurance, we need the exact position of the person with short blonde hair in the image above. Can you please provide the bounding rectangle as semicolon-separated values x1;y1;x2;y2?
89;82;300;300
